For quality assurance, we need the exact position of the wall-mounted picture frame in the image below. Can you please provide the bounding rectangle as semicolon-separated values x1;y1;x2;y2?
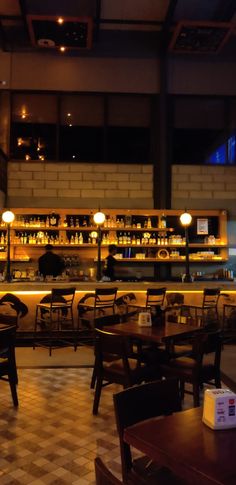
197;218;208;235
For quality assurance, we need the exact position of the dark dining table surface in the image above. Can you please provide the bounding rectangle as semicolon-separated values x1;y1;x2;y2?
105;320;201;349
124;407;236;485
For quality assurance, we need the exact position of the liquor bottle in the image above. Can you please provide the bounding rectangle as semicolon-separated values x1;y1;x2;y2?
79;232;83;244
63;216;68;228
160;213;166;229
50;212;57;226
82;216;87;227
46;216;50;228
70;216;74;227
75;217;80;228
75;232;79;244
147;217;152;229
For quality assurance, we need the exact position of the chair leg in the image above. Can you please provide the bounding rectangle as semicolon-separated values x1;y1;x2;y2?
215;373;221;388
193;382;200;407
180;380;185;400
9;375;18;407
90;367;96;389
93;377;103;415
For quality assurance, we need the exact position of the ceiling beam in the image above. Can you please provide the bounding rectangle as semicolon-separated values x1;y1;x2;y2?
213;0;236;22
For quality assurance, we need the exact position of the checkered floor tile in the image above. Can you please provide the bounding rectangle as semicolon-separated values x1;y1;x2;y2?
0;368;124;484
0;363;213;485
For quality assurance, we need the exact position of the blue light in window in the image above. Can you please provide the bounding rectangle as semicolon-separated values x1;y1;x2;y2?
206;143;226;165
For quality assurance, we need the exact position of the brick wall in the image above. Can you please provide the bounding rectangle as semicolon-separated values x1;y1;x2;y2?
7;161;153;209
172;165;236;214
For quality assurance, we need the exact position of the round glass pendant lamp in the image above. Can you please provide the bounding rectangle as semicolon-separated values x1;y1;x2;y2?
2;210;15;224
93;211;105;225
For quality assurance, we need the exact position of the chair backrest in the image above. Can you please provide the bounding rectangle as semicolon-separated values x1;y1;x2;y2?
202;288;221;308
95;328;131;377
51;287;76;307
146;287;166;308
95;457;122;485
113;378;182;481
192;330;222;369
95;287;118;309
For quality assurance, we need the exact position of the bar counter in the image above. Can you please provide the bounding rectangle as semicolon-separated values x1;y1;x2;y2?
0;280;235;332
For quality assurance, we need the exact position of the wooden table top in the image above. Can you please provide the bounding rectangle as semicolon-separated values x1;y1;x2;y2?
105;320;201;345
124;407;236;485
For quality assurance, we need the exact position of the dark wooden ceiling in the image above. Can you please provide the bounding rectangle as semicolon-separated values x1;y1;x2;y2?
0;0;236;58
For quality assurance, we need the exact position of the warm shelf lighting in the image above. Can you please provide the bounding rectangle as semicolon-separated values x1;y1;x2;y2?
60;46;66;52
93;211;105;226
180;211;192;226
57;17;64;24
2;211;15;224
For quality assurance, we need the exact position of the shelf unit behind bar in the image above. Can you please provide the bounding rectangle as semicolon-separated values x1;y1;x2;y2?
0;209;228;271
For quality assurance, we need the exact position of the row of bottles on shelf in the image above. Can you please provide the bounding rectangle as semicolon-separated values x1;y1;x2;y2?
2;213;168;229
1;230;223;247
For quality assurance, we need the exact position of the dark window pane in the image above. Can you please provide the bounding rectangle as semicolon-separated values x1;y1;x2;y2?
172;129;223;164
107;127;150;163
10;122;56;160
59;126;103;161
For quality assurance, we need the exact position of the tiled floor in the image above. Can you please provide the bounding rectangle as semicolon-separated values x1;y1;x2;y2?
0;367;124;485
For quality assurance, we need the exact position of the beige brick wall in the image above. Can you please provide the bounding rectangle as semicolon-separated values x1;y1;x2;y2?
7;161;153;209
172;165;236;214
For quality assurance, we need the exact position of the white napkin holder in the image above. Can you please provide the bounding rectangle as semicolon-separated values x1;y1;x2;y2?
138;312;152;327
203;388;236;430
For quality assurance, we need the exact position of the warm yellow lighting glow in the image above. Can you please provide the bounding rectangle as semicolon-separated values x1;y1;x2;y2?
69;123;72;127
180;211;192;226
60;46;66;52
2;210;15;224
21;113;26;119
58;17;64;24
17;138;23;146
93;211;105;225
67;113;71;117
25;154;31;161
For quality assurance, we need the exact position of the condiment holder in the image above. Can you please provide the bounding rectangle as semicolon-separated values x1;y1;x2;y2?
138;312;152;327
203;388;236;430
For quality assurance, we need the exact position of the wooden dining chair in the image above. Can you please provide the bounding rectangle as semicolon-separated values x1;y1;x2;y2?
0;324;18;407
113;379;182;485
160;330;222;407
92;328;153;415
95;457;123;485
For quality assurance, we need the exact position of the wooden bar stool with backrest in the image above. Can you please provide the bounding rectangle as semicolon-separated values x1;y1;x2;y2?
160;329;222;407
180;288;221;328
0;323;18;407
34;287;76;356
129;287;166;321
78;287;118;330
113;379;183;485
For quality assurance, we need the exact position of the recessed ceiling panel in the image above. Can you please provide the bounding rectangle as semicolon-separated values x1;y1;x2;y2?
169;21;232;54
27;15;93;50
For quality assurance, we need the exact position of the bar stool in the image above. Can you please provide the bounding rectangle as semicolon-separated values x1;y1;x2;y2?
78;287;118;330
128;287;167;322
34;287;76;356
180;288;221;327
